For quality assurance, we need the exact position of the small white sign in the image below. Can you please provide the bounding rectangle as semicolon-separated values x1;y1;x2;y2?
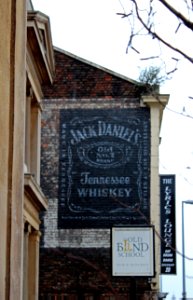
112;226;155;276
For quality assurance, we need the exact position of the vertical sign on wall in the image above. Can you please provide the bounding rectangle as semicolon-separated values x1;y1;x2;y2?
58;108;150;228
160;174;176;274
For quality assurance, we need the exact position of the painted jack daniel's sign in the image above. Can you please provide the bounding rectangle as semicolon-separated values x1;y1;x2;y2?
58;108;150;228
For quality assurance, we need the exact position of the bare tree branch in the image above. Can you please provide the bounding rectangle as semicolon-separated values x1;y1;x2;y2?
131;0;193;64
158;0;193;30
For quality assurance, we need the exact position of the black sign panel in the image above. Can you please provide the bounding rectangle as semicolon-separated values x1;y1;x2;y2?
160;174;176;274
58;108;150;228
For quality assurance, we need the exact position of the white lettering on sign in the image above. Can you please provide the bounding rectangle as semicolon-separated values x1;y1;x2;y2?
80;172;130;185
70;121;141;145
77;187;132;198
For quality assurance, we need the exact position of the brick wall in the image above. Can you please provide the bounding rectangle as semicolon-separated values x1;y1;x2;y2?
42;49;142;100
39;248;150;299
40;48;152;298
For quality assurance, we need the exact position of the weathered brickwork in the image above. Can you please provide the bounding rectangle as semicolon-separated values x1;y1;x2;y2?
39;248;150;299
42;49;143;100
40;48;152;298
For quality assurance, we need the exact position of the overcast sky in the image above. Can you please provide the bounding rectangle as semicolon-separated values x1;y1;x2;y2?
32;0;144;79
32;1;193;298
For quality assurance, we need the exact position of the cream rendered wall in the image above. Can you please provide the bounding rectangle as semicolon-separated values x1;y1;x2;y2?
0;0;26;299
142;95;169;293
0;1;12;298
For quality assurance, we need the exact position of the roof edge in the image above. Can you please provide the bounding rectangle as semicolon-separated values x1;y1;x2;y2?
53;46;142;86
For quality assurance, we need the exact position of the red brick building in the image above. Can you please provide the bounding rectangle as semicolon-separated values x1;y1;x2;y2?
40;47;168;299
